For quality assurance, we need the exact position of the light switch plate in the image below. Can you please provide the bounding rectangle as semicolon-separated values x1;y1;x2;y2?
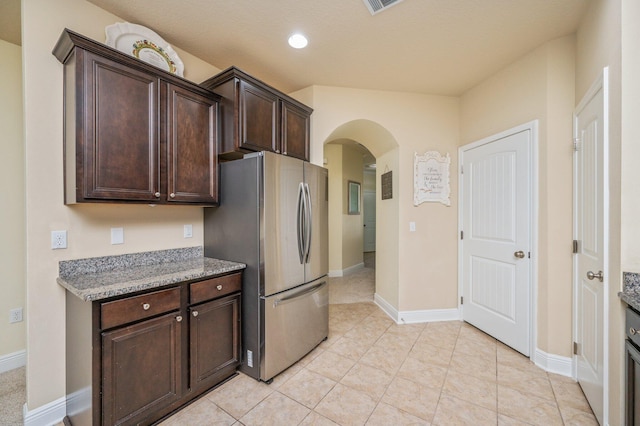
184;224;193;238
409;222;416;232
111;227;124;245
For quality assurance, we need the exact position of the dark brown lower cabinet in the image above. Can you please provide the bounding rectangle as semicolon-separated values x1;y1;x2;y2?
102;312;182;426
64;272;241;426
190;294;240;390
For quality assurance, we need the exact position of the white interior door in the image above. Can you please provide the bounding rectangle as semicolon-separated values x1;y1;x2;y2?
574;70;607;425
363;190;376;252
461;127;532;356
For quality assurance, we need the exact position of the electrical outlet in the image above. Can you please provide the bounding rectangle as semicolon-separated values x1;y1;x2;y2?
184;224;193;238
9;308;23;323
51;230;67;249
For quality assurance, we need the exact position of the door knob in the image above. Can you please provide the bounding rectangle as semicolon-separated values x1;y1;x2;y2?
587;270;604;282
514;251;525;259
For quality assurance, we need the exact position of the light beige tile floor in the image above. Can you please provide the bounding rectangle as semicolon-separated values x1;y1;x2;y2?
159;259;598;426
159;302;598;425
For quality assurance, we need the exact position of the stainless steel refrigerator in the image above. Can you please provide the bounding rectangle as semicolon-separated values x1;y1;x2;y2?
204;151;328;382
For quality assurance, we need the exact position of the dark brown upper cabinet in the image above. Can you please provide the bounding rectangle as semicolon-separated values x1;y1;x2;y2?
201;67;312;161
53;29;219;205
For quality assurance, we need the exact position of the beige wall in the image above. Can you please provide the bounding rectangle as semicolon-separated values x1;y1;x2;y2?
620;0;640;421
324;143;365;273
342;145;364;269
460;36;576;358
376;149;400;307
0;39;25;360
621;0;640;270
325;143;343;272
577;0;624;423
22;0;221;410
308;86;459;312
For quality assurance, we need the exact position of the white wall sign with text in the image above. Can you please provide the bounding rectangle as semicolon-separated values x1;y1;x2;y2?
413;151;451;206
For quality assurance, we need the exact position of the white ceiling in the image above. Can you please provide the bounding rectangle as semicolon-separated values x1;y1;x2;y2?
2;0;589;96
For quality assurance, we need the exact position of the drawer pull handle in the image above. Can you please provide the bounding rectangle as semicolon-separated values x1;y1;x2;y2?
631;327;637;336
142;303;151;311
192;311;199;317
176;316;183;322
170;193;176;198
217;285;223;291
154;192;161;198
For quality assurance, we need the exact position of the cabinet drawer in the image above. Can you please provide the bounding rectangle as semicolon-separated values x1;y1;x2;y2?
190;273;241;304
628;308;640;348
101;287;181;330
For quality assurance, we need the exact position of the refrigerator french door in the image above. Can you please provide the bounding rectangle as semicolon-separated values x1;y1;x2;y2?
204;151;328;382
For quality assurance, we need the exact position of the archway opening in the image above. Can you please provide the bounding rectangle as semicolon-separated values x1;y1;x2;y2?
322;120;399;306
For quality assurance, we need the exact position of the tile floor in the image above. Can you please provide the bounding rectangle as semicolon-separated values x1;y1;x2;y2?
1;253;597;425
158;256;598;426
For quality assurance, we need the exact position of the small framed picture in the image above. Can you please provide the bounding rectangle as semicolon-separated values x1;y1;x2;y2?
348;181;361;215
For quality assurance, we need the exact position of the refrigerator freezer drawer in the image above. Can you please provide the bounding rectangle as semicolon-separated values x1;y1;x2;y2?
261;279;328;381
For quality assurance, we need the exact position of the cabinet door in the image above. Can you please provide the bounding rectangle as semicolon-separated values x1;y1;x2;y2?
239;80;279;153
281;100;310;161
189;293;240;390
102;312;182;426
81;51;160;201
166;84;219;204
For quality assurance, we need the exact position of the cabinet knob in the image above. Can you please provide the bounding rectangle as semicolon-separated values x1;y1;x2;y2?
170;193;176;198
631;327;637;336
176;316;183;322
142;303;151;311
217;285;223;291
154;192;161;198
192;311;199;317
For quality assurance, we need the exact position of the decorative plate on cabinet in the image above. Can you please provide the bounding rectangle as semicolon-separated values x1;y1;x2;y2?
105;22;184;77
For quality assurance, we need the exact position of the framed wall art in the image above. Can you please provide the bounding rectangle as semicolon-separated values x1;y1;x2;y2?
348;181;361;215
381;170;392;200
414;151;451;206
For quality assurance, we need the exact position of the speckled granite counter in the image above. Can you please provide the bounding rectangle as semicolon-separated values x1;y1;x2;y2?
619;272;640;311
58;247;245;302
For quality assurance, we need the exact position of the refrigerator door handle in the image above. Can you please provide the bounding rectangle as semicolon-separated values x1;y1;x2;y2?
273;281;327;307
297;182;305;264
304;183;312;263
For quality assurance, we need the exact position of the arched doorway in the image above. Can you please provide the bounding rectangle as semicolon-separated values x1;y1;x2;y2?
322;120;399;307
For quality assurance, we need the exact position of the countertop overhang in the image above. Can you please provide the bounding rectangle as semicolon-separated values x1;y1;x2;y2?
57;247;245;302
619;272;640;312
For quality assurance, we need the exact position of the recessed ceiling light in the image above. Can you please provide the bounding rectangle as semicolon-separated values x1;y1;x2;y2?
288;33;308;49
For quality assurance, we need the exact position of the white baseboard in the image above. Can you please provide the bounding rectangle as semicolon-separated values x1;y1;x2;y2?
374;294;461;324
23;396;66;426
398;308;461;324
374;293;399;321
66;386;91;419
329;262;365;278
533;347;574;378
0;349;26;374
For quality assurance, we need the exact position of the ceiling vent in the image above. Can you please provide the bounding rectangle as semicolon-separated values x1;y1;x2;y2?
363;0;405;15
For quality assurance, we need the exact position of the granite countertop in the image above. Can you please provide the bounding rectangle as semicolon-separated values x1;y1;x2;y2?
619;272;640;311
58;247;245;302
